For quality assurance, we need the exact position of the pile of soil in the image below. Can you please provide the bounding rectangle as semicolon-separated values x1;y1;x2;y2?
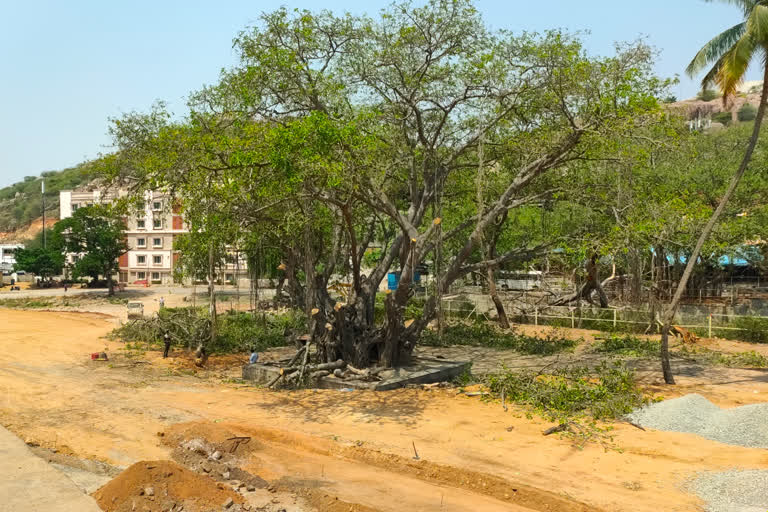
161;422;269;491
93;460;244;512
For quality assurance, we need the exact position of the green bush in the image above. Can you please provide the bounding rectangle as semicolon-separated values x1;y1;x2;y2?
728;316;768;344
110;306;305;353
486;361;650;422
698;89;719;101
711;111;732;125
738;103;757;122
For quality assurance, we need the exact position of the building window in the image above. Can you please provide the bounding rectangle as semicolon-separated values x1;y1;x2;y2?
137;219;146;229
72;255;80;263
137;238;146;247
72;203;79;212
153;237;162;247
137;272;146;280
225;273;234;282
153;217;162;229
152;201;162;211
153;255;162;265
137;255;146;265
151;272;160;281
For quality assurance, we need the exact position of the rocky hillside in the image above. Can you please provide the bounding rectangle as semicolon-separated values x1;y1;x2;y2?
671;90;762;127
0;165;93;242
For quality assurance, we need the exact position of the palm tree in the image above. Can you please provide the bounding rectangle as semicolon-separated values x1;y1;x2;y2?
660;0;768;384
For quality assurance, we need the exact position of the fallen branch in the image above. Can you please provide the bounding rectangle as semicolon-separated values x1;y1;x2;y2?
543;423;573;436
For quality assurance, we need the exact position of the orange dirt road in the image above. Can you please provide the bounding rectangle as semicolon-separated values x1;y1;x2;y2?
1;308;767;511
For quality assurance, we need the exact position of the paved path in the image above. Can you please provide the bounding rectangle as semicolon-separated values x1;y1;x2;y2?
0;426;102;512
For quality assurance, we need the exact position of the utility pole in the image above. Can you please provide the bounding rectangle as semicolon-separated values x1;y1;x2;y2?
41;180;46;249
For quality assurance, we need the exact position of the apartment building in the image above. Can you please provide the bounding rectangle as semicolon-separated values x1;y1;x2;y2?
60;189;187;284
60;188;252;285
0;243;24;272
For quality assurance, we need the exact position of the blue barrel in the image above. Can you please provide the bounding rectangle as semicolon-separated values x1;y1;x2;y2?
387;272;399;290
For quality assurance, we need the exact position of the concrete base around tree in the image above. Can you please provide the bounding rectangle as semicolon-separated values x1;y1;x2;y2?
0;426;102;512
243;357;471;390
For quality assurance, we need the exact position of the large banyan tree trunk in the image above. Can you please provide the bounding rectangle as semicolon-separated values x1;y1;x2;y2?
552;253;609;308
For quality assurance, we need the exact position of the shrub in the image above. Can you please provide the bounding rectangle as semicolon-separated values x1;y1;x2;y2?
698;89;719;101
711;111;732;125
109;306;305;353
729;316;768;344
738;103;757;122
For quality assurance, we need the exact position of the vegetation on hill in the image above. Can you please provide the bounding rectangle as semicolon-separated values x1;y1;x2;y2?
0;164;93;234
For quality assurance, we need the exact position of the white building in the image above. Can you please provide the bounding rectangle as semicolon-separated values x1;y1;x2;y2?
60;188;187;284
0;244;23;272
60;188;249;285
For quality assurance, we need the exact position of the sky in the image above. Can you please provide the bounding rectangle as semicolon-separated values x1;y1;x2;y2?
0;0;756;188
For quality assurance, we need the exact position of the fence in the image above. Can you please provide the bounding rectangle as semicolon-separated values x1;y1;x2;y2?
440;295;768;343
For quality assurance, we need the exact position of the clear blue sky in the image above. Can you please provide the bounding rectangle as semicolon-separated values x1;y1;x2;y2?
0;0;755;187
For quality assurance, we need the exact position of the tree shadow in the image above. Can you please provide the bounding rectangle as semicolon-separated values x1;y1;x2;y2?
249;387;428;427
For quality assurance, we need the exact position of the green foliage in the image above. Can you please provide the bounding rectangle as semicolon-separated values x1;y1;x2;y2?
676;345;768;367
487;361;650;422
738;103;757;122
361;249;382;268
662;95;677;103
0;165;93;233
421;322;578;355
0;297;55;309
53;205;127;290
109;306;305;354
12;247;64;278
728;316;768;343
591;335;660;357
697;89;719;101
712;111;732;125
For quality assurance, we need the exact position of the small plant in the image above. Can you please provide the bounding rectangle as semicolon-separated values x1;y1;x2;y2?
591;335;659;357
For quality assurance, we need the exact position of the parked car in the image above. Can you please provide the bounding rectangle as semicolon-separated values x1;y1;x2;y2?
127;302;144;319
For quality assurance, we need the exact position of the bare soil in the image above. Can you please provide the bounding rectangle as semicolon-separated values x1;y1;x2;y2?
93;460;244;512
1;306;767;511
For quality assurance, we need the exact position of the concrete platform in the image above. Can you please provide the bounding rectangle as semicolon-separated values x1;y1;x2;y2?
0;426;102;512
243;357;471;390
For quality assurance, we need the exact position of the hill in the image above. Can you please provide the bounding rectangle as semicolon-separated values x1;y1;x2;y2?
0;165;93;241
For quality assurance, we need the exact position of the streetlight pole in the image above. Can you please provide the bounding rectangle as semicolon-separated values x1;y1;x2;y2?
41;180;46;249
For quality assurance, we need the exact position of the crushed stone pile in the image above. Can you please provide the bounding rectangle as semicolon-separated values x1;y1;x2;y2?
92;459;244;512
626;393;768;448
690;470;768;512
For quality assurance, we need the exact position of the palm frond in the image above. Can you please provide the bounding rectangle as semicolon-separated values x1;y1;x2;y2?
715;30;758;100
704;0;758;17
686;22;747;77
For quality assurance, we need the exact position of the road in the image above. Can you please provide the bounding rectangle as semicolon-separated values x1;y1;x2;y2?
0;425;101;512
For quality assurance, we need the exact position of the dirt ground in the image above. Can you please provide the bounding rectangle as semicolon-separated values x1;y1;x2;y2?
1;306;768;511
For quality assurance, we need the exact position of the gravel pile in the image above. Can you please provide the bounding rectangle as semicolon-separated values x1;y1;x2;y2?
626;394;768;448
690;470;768;512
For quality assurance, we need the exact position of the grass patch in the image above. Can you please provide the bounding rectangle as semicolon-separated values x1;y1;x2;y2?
591;333;768;368
675;346;768;368
421;322;579;355
591;334;660;357
109;306;305;354
0;297;55;309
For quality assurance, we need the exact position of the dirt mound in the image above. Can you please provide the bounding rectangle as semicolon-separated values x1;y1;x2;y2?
93;460;244;512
